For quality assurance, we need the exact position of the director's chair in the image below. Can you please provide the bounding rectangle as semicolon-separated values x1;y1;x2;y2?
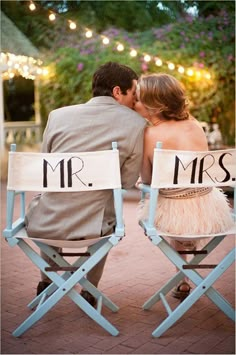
3;142;125;337
138;142;236;337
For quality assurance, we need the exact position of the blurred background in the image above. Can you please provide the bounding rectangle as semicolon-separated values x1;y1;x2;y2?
0;0;235;179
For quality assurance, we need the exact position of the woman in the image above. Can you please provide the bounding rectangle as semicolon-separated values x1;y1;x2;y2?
135;73;234;300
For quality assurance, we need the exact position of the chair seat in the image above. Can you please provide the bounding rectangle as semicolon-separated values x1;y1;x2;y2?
14;227;110;249
155;225;236;241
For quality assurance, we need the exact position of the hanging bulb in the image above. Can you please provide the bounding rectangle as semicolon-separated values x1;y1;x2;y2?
102;37;109;45
205;73;211;79
49;13;56;21
29;1;36;11
155;58;162;66
144;54;151;62
130;49;137;57
168;62;175;70
85;30;93;38
187;69;194;76
117;43;124;52
69;21;77;30
178;66;185;74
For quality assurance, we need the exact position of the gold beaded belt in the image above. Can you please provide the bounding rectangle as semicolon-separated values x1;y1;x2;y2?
159;187;213;199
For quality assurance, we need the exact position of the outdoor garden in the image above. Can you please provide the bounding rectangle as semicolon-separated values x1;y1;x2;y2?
2;0;235;146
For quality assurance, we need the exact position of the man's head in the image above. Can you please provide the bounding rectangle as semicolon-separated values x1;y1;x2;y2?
92;62;138;109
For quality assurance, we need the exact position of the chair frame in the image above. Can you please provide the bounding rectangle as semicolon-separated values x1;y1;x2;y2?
3;142;125;337
138;142;236;337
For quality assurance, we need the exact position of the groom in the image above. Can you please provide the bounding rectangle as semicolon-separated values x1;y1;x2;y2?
25;61;146;305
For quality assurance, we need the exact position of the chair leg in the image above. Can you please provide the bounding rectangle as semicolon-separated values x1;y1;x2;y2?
80;277;119;312
143;273;184;310
151;247;235;337
143;236;225;310
15;239;120;337
13;281;119;337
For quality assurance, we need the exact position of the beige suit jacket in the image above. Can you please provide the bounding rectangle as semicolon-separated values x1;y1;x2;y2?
26;97;146;240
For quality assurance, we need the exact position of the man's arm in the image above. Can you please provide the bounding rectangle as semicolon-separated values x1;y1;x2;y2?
41;113;52;153
120;127;145;189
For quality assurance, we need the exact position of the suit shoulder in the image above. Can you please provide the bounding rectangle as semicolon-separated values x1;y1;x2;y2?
119;106;147;126
50;104;84;116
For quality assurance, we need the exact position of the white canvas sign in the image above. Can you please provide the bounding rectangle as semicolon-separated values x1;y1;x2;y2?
7;150;121;191
151;149;236;188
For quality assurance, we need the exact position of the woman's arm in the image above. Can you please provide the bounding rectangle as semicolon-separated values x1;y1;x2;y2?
140;127;154;185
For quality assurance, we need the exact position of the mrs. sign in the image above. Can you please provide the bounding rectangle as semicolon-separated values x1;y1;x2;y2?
151;149;236;189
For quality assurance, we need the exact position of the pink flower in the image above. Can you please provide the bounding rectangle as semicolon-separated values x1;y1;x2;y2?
77;62;84;71
141;62;148;72
199;51;205;58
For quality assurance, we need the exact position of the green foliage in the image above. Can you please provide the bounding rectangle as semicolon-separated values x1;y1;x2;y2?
39;8;234;145
2;1;235;145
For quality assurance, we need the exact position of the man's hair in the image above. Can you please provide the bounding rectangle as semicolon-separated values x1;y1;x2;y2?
92;62;138;97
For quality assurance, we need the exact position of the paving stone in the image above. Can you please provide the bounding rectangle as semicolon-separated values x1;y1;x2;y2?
1;184;235;354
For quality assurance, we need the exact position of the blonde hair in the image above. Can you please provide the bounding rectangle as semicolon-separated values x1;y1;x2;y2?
138;73;189;121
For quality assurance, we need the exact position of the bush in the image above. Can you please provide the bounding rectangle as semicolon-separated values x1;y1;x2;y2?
39;10;235;145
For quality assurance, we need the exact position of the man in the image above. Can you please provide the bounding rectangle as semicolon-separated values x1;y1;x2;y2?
25;62;146;305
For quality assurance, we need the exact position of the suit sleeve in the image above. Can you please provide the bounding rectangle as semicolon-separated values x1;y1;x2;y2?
120;126;145;189
41;113;53;153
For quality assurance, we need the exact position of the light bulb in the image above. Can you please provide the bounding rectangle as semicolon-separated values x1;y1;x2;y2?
144;54;151;62
205;73;211;79
102;37;109;45
69;21;76;30
130;49;137;57
168;63;175;70
187;69;194;76
29;2;36;11
117;44;124;52
49;13;56;21
85;30;93;38
178;66;185;74
155;58;162;66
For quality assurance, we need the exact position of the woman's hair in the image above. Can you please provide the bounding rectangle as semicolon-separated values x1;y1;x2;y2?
137;73;189;120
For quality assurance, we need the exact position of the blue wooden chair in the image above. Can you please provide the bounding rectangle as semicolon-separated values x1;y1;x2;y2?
3;142;124;337
138;142;236;337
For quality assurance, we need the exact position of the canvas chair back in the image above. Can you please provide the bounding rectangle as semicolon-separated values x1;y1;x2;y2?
3;142;125;337
138;142;236;337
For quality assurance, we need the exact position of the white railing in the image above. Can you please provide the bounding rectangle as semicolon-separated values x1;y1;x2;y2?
4;121;41;145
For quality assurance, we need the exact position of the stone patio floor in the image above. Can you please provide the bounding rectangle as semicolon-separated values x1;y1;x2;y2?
1;183;235;354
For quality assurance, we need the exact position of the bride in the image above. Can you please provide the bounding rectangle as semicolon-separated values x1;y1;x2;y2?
134;73;234;300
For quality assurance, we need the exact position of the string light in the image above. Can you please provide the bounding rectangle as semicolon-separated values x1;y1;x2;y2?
0;52;46;80
29;1;36;11
168;62;175;70
24;2;213;81
68;20;76;30
130;49;137;57
155;58;163;66
187;68;194;76
144;54;151;62
205;73;211;79
196;71;201;79
117;43;124;52
85;29;93;38
49;13;56;21
178;66;185;74
102;36;110;45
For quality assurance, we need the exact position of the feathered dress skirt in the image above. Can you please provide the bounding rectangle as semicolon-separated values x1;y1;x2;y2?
138;187;235;242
